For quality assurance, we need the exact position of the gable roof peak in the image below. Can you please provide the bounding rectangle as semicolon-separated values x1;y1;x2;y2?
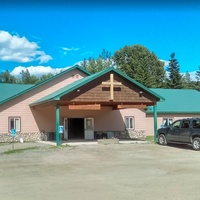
0;64;91;105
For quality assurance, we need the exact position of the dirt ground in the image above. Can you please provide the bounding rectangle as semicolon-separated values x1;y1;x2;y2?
0;141;200;200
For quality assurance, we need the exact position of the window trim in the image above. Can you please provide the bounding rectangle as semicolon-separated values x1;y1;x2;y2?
8;117;21;132
125;116;135;130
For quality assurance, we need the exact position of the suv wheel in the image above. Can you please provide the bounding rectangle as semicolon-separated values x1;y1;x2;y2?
158;134;167;145
192;137;200;151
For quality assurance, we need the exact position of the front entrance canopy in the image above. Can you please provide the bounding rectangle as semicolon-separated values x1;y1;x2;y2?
30;67;164;145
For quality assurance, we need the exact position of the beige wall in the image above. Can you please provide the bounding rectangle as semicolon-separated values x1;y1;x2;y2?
0;68;146;135
0;69;87;134
32;106;146;133
146;114;200;136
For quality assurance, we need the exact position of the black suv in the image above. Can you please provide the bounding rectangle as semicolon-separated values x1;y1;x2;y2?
157;118;200;150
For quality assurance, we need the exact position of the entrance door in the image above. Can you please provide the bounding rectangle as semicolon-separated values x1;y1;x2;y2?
68;118;84;139
84;118;94;139
64;118;68;139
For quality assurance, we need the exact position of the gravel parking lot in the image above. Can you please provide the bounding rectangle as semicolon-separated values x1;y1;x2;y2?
0;141;200;200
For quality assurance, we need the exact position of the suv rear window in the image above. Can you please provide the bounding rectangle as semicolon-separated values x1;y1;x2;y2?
192;120;200;129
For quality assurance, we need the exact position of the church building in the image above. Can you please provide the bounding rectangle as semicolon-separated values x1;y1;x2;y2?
0;65;165;144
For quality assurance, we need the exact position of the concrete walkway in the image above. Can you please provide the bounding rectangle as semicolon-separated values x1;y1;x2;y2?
37;139;151;146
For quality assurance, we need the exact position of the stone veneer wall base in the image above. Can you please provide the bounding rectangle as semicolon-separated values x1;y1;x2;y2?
95;130;146;140
0;130;146;143
0;132;43;143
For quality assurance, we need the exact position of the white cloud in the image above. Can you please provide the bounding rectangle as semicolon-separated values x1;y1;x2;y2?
11;66;70;77
61;47;79;51
160;59;169;67
181;71;197;80
60;46;80;55
0;30;52;63
35;51;52;64
160;59;197;80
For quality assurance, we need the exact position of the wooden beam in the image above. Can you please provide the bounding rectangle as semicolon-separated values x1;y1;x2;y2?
68;104;101;110
116;104;146;109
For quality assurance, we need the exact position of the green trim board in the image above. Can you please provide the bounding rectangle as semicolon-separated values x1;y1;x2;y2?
30;67;164;106
147;88;200;114
56;103;61;146
0;65;90;105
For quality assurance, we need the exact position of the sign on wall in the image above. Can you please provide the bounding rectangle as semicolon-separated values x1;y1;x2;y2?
10;129;16;137
59;126;64;134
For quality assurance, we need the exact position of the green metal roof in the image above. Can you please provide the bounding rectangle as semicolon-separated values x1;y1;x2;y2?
0;65;90;105
147;88;200;114
30;67;164;106
0;83;33;103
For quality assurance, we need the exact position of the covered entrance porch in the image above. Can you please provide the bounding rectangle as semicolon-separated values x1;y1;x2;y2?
30;67;163;145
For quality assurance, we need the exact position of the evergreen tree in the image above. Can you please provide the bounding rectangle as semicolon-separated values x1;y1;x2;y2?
166;53;183;89
113;45;165;88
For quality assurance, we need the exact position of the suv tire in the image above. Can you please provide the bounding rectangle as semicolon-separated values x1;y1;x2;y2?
158;134;167;145
192;137;200;151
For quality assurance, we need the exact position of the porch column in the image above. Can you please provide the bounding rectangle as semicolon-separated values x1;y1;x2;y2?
153;104;158;142
56;103;61;146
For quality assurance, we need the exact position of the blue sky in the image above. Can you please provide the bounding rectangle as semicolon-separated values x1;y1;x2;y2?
0;1;200;77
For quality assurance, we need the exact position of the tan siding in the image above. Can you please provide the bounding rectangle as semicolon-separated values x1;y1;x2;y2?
59;107;145;132
0;69;87;133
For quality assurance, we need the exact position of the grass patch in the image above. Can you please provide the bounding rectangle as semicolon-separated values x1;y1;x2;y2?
0;143;10;146
49;144;76;150
50;144;71;149
145;136;155;142
2;146;39;155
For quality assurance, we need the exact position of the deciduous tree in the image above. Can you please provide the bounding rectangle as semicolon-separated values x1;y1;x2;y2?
82;49;113;74
36;73;54;84
0;70;17;83
113;45;165;88
195;66;200;91
19;69;38;84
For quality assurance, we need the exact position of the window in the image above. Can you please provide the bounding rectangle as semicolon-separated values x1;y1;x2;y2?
172;120;181;129
181;120;190;128
162;118;173;127
9;117;21;132
125;117;134;129
193;120;200;129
